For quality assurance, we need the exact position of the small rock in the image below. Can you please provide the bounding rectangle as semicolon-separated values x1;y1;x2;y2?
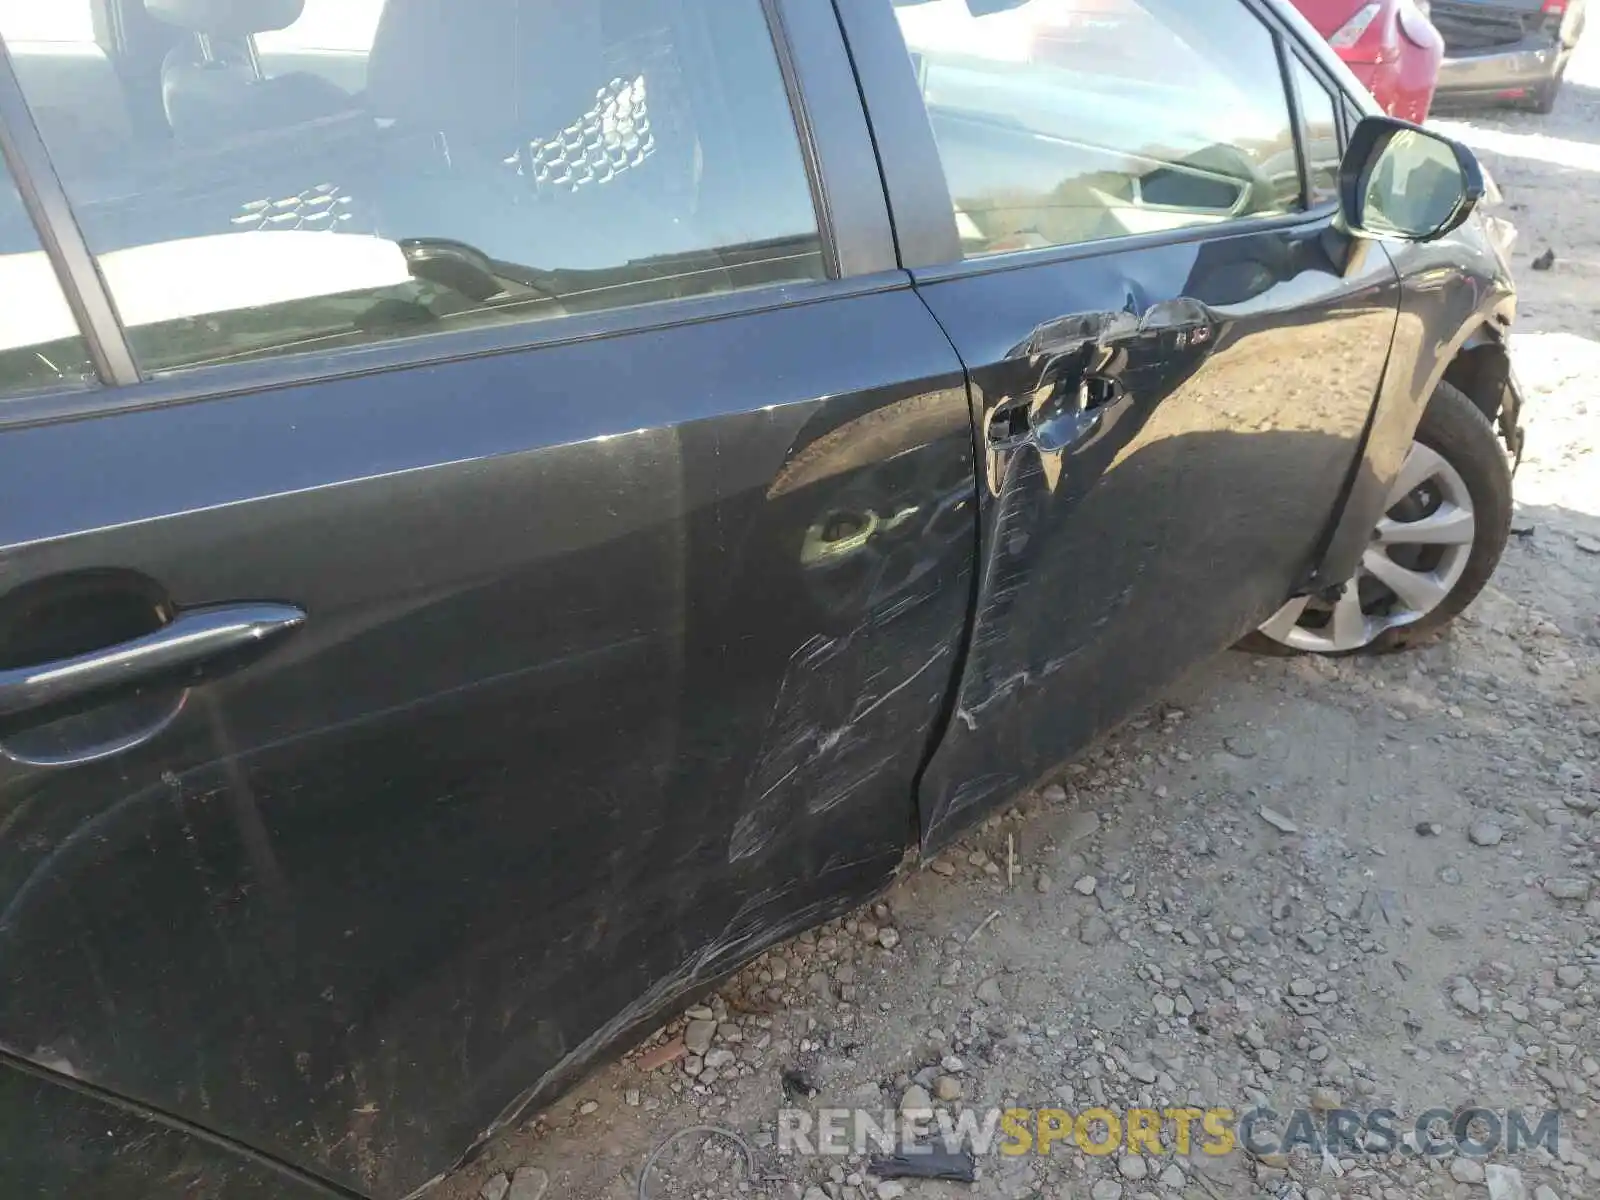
1090;1182;1124;1200
1159;1163;1186;1188
1257;1049;1282;1072
934;1075;963;1102
1035;871;1054;894
929;859;956;876
1578;537;1600;555
508;1167;549;1200
1074;875;1099;896
1531;248;1556;271
1290;978;1316;998
684;1020;716;1056
1547;878;1592;901
1154;993;1175;1018
636;1039;686;1072
1452;985;1482;1015
1416;821;1443;837
1534;1186;1562;1200
878;927;901;951
577;1100;598;1116
1080;915;1111;945
976;978;1004;1006
1064;810;1101;843
1469;820;1504;847
1127;1060;1158;1085
1117;1154;1148;1180
1450;1157;1486;1184
480;1174;511;1200
1310;1087;1341;1111
1259;807;1298;834
1486;1163;1528;1200
1225;735;1260;759
1557;965;1584;988
900;1084;933;1117
1041;783;1067;804
703;1048;736;1069
875;1183;906;1200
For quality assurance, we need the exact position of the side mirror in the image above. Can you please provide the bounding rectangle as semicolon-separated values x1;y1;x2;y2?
1339;116;1484;242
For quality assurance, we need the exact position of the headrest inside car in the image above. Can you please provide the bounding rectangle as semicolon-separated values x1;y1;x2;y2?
144;0;306;37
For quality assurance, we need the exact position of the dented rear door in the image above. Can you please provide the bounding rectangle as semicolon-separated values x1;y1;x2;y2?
835;0;1401;848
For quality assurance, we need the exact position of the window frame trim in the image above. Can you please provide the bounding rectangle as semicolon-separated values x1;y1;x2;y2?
0;0;896;418
1283;47;1348;212
1277;35;1317;214
765;0;900;279
0;32;138;387
905;205;1333;287
0;270;917;432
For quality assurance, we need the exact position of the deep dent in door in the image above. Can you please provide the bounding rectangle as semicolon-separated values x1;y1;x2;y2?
922;293;1220;847
911;227;1401;852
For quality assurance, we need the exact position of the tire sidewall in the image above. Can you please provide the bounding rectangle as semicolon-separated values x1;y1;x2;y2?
1374;382;1513;650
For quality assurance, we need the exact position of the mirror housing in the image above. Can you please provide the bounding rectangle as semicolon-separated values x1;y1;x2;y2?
1340;116;1484;242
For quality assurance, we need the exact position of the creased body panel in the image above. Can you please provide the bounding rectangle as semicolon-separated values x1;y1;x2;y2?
0;286;974;1197
915;222;1400;848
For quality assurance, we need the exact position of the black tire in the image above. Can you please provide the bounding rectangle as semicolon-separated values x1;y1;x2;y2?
1529;65;1567;114
1239;381;1513;656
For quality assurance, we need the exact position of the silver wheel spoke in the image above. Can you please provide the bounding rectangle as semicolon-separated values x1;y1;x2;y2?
1330;585;1369;650
1376;502;1476;546
1259;595;1312;643
1384;442;1450;509
1259;434;1473;655
1362;547;1448;614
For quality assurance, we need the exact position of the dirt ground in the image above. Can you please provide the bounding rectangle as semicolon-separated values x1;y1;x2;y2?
443;36;1600;1200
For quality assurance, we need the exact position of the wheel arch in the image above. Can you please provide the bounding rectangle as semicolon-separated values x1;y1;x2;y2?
1441;320;1526;465
1301;295;1522;596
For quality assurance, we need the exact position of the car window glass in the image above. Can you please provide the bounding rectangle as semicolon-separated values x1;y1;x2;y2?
0;169;98;398
2;0;824;379
253;0;386;92
0;2;96;41
891;0;1302;258
1291;57;1341;207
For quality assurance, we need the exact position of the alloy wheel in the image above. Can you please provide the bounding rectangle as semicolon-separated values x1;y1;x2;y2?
1257;439;1477;654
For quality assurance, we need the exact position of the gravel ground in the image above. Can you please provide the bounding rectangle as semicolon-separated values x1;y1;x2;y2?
442;37;1600;1200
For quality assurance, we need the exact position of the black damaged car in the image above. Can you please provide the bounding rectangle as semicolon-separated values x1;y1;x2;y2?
0;0;1525;1195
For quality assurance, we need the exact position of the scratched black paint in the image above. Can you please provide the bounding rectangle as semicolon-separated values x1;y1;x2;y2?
0;289;975;1196
0;11;1524;1200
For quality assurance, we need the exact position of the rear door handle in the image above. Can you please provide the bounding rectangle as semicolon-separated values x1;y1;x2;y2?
0;602;306;719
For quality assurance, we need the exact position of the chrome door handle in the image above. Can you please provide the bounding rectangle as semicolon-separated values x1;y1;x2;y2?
0;602;305;719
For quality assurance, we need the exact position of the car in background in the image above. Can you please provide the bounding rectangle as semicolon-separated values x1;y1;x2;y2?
1290;0;1445;121
1431;0;1587;111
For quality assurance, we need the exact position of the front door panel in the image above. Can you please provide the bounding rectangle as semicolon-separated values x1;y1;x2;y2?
917;223;1399;846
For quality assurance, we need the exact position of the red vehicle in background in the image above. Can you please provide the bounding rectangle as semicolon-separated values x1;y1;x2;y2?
1005;0;1444;122
1290;0;1445;120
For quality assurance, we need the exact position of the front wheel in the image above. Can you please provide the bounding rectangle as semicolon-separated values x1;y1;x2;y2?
1244;381;1512;656
1529;62;1568;114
